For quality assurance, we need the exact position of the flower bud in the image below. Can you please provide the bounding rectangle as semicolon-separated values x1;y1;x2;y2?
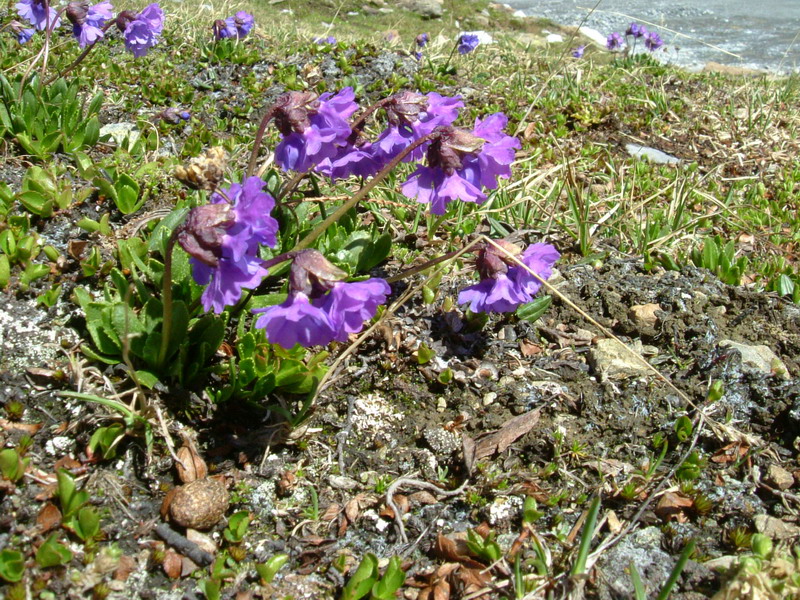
66;1;89;26
212;19;227;40
474;240;522;279
288;250;347;298
426;126;485;174
177;204;234;267
384;91;428;126
174;147;228;191
272;92;320;136
115;10;137;32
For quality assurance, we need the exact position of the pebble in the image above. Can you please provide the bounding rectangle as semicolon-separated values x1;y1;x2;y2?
625;143;681;165
765;464;794;490
754;514;800;540
628;303;661;329
483;392;497;406
589;338;651;380
169;478;229;530
719;340;789;379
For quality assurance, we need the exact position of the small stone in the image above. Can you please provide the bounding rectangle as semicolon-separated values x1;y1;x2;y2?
625;143;680;165
99;122;139;147
753;514;800;540
765;464;794;490
169;478;229;530
719;340;789;379
45;435;76;456
398;0;442;18
589;338;651;380
423;427;461;456
628;303;661;329
483;392;497;406
436;397;447;412
329;475;359;490
545;33;563;43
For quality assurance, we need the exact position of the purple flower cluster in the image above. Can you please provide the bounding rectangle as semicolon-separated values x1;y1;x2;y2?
213;11;254;40
619;23;665;52
313;36;337;45
8;20;35;44
253;250;390;349
16;0;61;31
626;22;646;38
178;177;279;314
272;88;359;173
644;31;664;51
400;113;520;215
458;33;480;55
458;241;560;313
66;1;114;48
606;32;624;51
572;45;586;59
116;2;163;57
414;32;428;61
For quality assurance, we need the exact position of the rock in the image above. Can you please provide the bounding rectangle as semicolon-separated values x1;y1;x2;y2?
99;122;139;147
597;527;673;598
625;143;681;165
329;475;359;490
753;514;800;540
765;464;794;490
702;62;765;77
589;338;651;380
397;0;442;18
628;303;661;330
719;340;789;379
545;33;563;43
169;478;229;530
577;26;607;46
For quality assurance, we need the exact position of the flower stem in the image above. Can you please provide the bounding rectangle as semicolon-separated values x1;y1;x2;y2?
293;131;439;251
156;232;178;370
43;12;116;85
246;106;277;178
385;248;462;284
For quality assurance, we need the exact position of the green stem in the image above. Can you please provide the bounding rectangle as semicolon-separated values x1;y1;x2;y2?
157;233;178;369
293;131;438;252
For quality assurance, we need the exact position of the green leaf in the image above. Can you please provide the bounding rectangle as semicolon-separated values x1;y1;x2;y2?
340;553;379;600
135;370;160;389
35;533;73;568
255;553;289;584
0;549;25;582
371;556;405;600
18;190;53;217
0;449;27;482
74;506;101;542
516;295;552;323
0;255;9;288
417;343;435;365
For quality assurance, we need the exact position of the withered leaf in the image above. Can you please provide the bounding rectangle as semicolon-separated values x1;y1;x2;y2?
380;494;409;520
473;409;541;461
113;555;136;581
711;442;749;464
433;534;485;570
163;549;182;579
176;445;207;484
655;491;693;523
160;487;178;521
0;418;43;435
36;503;62;534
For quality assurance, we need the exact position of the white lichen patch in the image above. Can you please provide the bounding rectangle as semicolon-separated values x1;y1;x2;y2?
488;495;523;525
352;393;404;436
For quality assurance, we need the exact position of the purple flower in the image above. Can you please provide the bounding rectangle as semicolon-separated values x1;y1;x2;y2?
414;51;423;61
179;111;191;120
254;292;337;349
273;88;359;172
178;176;278;313
400;113;520;215
16;0;61;31
8;20;35;43
67;1;113;48
458;33;480;55
606;32;624;51
214;11;254;39
317;279;391;341
416;32;429;47
117;3;164;57
626;22;646;38
253;250;390;348
458;241;559;313
644;31;664;51
572;45;586;58
313;36;336;45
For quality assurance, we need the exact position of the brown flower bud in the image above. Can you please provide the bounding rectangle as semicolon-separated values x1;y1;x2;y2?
289;249;347;297
177;204;233;267
475;240;522;279
426;126;485;174
272;91;320;136
66;1;89;26
174;147;228;191
384;91;428;126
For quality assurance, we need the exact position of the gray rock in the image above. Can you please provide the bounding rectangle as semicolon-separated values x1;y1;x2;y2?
597;527;673;598
765;464;794;490
589;338;651;380
753;514;800;540
719;340;789;379
625;143;681;165
99;122;139;147
397;0;442;18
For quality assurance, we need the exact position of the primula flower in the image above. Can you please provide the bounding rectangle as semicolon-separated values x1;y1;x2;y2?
416;32;429;48
178;176;278;313
67;1;113;48
606;32;624;51
9;20;35;43
213;11;254;40
644;31;664;51
253;250;390;348
400;113;520;215
16;0;61;31
458;241;560;313
626;22;646;38
458;33;480;54
572;45;586;58
313;36;336;44
117;3;164;57
272;88;358;172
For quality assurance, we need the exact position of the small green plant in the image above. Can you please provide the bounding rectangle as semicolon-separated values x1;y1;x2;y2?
0;548;25;583
0;448;29;482
690;235;749;286
674;416;693;443
88;423;126;460
255;553;289;585
35;533;73;568
223;510;251;544
522;496;545;524
69;506;102;547
301;486;320;521
675;451;705;482
340;553;405;600
56;469;89;523
466;528;503;564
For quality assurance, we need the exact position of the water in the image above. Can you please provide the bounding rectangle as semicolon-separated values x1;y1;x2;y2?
503;0;800;73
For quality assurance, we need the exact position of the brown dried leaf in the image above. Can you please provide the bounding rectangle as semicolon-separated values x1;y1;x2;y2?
320;503;341;523
380;494;409;519
113;555;136;582
186;529;217;556
711;442;749;464
163;549;182;579
457;567;491;594
473;409;541;461
433;534;485;570
409;491;439;506
176;445;207;484
519;339;543;357
462;434;477;475
36;503;62;534
655;491;693;523
0;418;43;435
53;456;82;472
160;487;178;521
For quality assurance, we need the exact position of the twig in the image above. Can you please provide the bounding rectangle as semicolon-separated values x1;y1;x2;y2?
154;523;214;566
386;477;469;543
